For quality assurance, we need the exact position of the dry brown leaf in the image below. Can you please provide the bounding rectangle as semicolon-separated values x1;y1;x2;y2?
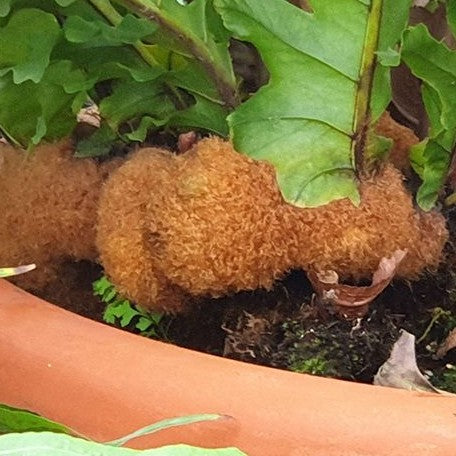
374;330;440;392
178;131;198;154
222;310;281;360
288;0;312;10
413;0;430;7
375;330;456;396
436;328;456;359
77;105;100;128
308;250;407;318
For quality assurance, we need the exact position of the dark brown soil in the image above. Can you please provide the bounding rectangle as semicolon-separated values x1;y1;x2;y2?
30;211;456;393
166;266;456;385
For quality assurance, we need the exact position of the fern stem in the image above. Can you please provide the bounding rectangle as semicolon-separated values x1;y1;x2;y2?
352;0;383;175
112;0;239;109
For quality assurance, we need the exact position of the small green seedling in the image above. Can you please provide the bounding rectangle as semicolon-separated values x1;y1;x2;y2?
290;357;332;376
93;275;165;338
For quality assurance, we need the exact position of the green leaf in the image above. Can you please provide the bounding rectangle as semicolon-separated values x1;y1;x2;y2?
0;75;75;147
102;303;118;324
214;0;411;207
0;1;11;17
0;433;246;455
93;276;114;296
0;58;90;147
402;24;456;210
100;80;174;131
0;405;75;435
113;0;237;109
104;288;118;303
148;310;164;325
410;139;427;177
376;48;401;67
53;42;164;84
124;116;166;142
0;1;232;146
169;95;229;136
55;0;78;6
106;415;224;447
75;124;118;158
63;14;100;42
104;300;140;327
136;317;153;332
0;9;61;83
63;14;157;45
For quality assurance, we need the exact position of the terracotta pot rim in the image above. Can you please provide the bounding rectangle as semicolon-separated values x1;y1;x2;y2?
0;279;455;456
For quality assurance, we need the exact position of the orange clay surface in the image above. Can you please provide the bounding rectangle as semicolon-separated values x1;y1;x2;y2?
0;279;455;456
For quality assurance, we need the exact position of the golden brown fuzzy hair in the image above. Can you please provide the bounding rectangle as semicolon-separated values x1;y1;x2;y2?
97;149;188;313
98;137;447;312
0;140;112;291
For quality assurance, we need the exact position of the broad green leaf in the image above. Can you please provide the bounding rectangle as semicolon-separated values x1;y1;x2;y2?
0;60;89;146
0;433;246;455
0;264;35;278
0;9;60;83
0;75;74;146
402;24;456;210
106;415;224;447
214;0;411;207
0;404;74;435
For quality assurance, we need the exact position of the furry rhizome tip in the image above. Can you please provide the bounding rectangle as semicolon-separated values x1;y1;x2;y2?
0;140;116;291
97;135;447;313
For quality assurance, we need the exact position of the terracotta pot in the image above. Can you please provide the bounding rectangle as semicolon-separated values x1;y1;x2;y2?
0;279;455;455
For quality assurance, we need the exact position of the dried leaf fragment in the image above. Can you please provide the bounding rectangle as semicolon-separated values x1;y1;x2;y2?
374;330;439;392
374;330;455;396
413;0;430;7
178;131;198;153
77;105;100;128
0;264;36;278
308;250;407;318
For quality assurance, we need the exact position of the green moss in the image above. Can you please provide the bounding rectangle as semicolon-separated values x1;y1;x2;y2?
290;357;333;376
274;303;400;382
432;365;456;393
